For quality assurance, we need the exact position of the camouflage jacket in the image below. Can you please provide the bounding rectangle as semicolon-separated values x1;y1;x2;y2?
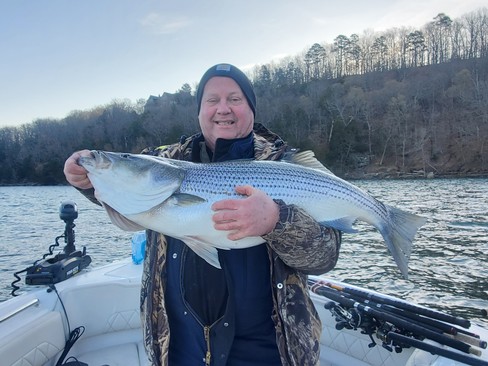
139;123;341;366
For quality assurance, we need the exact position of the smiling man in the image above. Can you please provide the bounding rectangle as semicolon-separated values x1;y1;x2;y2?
196;63;256;151
63;63;342;366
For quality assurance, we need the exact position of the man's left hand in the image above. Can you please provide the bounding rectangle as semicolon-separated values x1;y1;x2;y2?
211;185;280;240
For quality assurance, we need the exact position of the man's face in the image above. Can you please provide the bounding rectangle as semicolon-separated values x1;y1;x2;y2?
198;76;254;151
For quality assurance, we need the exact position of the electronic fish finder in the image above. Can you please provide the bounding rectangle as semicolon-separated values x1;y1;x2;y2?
24;201;92;286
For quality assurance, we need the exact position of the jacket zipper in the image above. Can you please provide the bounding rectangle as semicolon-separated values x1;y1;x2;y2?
180;246;222;366
204;325;211;365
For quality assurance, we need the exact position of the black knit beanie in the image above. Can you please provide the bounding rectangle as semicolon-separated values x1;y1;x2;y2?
196;63;256;116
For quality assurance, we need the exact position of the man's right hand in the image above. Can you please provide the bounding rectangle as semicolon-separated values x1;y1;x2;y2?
63;150;93;189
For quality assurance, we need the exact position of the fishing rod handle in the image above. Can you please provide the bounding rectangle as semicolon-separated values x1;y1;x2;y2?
342;285;471;329
388;332;487;366
453;333;488;350
310;278;472;329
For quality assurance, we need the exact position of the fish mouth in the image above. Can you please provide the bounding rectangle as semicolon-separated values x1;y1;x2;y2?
90;150;105;164
80;150;113;170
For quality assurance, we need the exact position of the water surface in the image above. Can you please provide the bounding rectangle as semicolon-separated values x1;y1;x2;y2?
0;180;487;327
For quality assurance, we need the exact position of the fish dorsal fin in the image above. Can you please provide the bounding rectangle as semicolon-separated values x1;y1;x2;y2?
284;150;334;175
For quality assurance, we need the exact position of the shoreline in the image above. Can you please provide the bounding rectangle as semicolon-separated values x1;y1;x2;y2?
2;173;488;187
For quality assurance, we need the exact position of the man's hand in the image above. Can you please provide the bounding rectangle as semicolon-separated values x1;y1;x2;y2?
211;185;280;240
63;150;93;189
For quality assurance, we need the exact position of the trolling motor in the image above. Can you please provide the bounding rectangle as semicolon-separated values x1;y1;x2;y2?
24;201;92;286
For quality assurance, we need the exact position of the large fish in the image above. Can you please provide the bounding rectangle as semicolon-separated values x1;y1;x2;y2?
78;150;427;278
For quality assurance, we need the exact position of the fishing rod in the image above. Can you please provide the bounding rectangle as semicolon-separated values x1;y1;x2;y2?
369;298;486;348
388;332;488;366
312;283;480;355
313;279;471;329
312;279;486;349
309;279;488;364
316;278;485;343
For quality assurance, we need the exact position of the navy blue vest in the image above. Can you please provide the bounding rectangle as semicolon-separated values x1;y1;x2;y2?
166;240;281;365
165;134;281;365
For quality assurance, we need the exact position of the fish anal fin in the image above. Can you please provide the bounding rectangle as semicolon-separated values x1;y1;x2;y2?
182;236;223;269
321;217;358;233
103;203;146;231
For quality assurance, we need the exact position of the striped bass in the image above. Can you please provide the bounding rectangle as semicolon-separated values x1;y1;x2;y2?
78;150;427;278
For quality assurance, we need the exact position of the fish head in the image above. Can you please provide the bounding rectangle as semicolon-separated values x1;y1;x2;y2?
78;151;185;215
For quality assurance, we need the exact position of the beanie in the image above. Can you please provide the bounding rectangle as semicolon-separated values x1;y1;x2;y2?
196;63;256;116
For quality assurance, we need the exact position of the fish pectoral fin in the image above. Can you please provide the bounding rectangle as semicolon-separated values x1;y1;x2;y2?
182;236;223;269
103;203;146;231
320;217;358;233
170;193;207;207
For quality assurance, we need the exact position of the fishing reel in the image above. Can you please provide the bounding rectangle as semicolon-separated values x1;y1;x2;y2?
375;323;408;353
24;201;92;286
325;301;362;330
325;300;390;350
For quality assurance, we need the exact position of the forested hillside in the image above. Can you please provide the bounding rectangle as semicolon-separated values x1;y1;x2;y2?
1;8;487;185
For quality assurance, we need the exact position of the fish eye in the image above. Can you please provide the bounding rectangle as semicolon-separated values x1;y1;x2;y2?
121;154;131;159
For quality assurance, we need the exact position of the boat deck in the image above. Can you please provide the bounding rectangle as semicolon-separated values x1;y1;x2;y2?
0;259;485;366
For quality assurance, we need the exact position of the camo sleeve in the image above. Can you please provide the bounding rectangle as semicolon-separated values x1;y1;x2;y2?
74;187;101;206
263;199;341;275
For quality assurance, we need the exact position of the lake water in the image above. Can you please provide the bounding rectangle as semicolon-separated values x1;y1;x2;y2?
0;180;487;327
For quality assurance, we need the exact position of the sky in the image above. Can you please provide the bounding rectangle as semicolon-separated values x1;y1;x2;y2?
0;0;486;127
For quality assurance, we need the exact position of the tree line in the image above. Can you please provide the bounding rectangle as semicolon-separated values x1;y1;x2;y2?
0;8;487;185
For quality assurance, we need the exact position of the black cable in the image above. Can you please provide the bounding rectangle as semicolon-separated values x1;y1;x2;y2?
54;327;86;366
10;268;27;297
37;235;64;263
60;357;88;366
49;285;71;335
50;284;87;366
10;234;64;296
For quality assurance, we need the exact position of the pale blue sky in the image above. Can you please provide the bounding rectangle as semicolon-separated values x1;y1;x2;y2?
1;0;485;127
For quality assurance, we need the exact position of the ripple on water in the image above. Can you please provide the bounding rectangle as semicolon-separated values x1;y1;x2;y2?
1;180;487;326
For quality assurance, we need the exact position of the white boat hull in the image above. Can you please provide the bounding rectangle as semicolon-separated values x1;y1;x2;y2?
0;259;486;366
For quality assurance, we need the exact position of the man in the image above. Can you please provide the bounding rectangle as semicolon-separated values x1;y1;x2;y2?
64;63;341;365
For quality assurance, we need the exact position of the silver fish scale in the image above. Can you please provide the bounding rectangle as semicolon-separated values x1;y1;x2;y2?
178;160;388;222
178;161;319;199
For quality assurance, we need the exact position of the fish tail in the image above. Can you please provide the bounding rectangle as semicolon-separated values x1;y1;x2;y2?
381;205;428;279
